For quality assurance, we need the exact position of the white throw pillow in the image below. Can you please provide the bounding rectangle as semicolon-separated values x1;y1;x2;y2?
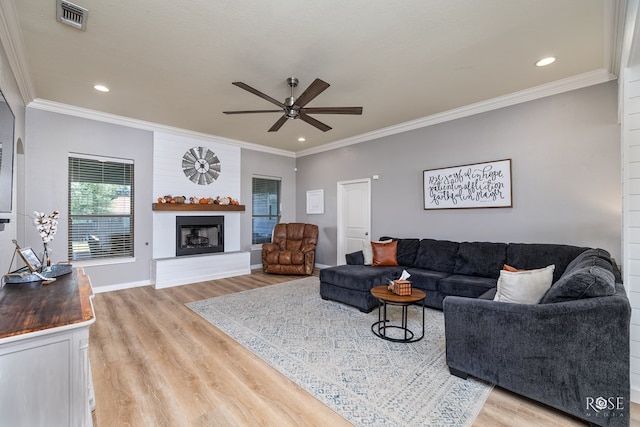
493;265;555;304
362;239;392;265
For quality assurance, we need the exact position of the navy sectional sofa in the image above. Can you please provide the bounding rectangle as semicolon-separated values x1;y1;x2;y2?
319;237;631;427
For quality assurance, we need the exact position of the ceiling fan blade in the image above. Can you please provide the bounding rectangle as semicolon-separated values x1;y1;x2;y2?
293;78;330;108
232;82;286;108
299;113;332;132
223;109;283;114
268;115;289;132
300;107;363;115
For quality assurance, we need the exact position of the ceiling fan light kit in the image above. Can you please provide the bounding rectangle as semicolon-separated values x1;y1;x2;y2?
223;77;363;132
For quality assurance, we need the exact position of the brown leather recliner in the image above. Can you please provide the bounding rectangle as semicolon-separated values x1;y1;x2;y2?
262;223;319;275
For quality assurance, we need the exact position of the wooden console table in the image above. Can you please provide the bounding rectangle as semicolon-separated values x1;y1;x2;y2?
0;267;96;426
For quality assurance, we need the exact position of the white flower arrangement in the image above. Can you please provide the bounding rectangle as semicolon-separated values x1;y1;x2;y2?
33;210;59;244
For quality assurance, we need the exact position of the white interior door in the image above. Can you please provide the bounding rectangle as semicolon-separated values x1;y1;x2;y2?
337;179;371;265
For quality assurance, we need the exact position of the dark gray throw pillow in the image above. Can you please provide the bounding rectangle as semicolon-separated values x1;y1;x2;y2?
540;265;616;304
345;250;364;265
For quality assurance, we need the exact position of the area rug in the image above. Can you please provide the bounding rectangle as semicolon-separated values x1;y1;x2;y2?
187;277;493;426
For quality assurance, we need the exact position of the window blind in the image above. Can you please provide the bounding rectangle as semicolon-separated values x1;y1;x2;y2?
68;155;134;260
252;177;280;244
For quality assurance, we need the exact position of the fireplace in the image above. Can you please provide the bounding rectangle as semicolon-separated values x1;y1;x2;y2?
176;216;224;256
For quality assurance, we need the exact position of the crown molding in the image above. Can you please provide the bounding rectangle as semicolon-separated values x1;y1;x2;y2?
605;0;627;77
0;0;36;105
27;98;297;158
296;69;615;158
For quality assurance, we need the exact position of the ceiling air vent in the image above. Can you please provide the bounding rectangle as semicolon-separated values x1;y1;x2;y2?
56;0;88;31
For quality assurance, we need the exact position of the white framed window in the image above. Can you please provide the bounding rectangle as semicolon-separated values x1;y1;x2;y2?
252;176;281;245
68;154;134;261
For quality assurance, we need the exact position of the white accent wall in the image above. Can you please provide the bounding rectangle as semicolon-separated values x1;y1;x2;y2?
623;64;640;403
152;132;242;258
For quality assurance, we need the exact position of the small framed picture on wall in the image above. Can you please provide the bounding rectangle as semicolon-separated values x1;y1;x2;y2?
306;189;324;214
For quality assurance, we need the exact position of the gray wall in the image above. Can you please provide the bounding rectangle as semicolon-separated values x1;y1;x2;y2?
0;41;25;277
24;111;299;287
24;109;154;288
296;81;622;265
240;149;296;266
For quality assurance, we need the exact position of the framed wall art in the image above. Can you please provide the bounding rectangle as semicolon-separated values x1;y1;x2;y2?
423;159;512;210
306;189;324;214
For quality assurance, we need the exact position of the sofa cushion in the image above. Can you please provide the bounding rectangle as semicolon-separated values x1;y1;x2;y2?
405;268;449;291
493;265;555;304
380;237;420;266
438;275;497;298
319;265;402;292
540;265;616;304
506;243;588;282
413;239;460;273
372;240;399;266
454;242;507;279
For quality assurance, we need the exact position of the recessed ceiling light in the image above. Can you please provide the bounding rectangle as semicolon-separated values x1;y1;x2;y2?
535;57;556;67
298;137;306;142
93;84;109;92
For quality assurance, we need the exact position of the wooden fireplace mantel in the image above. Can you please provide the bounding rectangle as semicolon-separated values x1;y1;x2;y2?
152;203;245;212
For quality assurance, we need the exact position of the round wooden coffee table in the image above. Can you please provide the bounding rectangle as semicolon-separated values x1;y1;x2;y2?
370;285;426;343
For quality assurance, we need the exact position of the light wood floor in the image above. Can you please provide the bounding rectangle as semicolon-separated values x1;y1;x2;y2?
89;269;640;426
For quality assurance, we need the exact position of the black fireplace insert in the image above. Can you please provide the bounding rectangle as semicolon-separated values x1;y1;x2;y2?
176;216;224;256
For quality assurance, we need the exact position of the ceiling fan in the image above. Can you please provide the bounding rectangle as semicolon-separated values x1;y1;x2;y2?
223;77;363;132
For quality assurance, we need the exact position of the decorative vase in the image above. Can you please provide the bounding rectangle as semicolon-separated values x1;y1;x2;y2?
41;243;52;272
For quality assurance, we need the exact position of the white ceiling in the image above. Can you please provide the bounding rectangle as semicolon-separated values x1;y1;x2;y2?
4;0;621;153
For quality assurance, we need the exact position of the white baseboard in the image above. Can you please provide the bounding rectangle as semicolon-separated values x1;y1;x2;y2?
93;280;150;294
251;263;330;271
631;386;640;404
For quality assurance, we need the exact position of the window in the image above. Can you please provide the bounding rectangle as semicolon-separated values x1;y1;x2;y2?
68;154;134;261
252;177;280;244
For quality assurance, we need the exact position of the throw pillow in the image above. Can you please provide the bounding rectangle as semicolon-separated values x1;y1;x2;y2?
502;264;521;272
362;239;392;265
540;265;616;304
493;264;555;304
372;240;399;266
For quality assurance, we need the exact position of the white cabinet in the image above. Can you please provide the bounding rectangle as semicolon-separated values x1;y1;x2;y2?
0;268;95;426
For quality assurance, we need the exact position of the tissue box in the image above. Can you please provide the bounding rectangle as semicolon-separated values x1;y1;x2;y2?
388;279;412;296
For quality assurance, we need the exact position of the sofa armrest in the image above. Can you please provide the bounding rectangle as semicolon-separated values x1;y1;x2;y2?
443;286;630;426
300;243;317;253
262;243;279;253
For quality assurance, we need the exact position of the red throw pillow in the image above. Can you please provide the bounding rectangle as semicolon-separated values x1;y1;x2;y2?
372;240;398;266
503;264;522;272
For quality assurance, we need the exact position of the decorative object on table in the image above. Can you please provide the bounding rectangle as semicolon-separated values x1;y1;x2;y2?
33;210;59;270
387;269;412;296
181;146;221;185
388;279;412;296
17;247;42;272
423;159;512;210
2;239;71;286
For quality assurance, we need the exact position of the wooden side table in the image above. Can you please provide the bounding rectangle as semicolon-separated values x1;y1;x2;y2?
370;285;426;343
